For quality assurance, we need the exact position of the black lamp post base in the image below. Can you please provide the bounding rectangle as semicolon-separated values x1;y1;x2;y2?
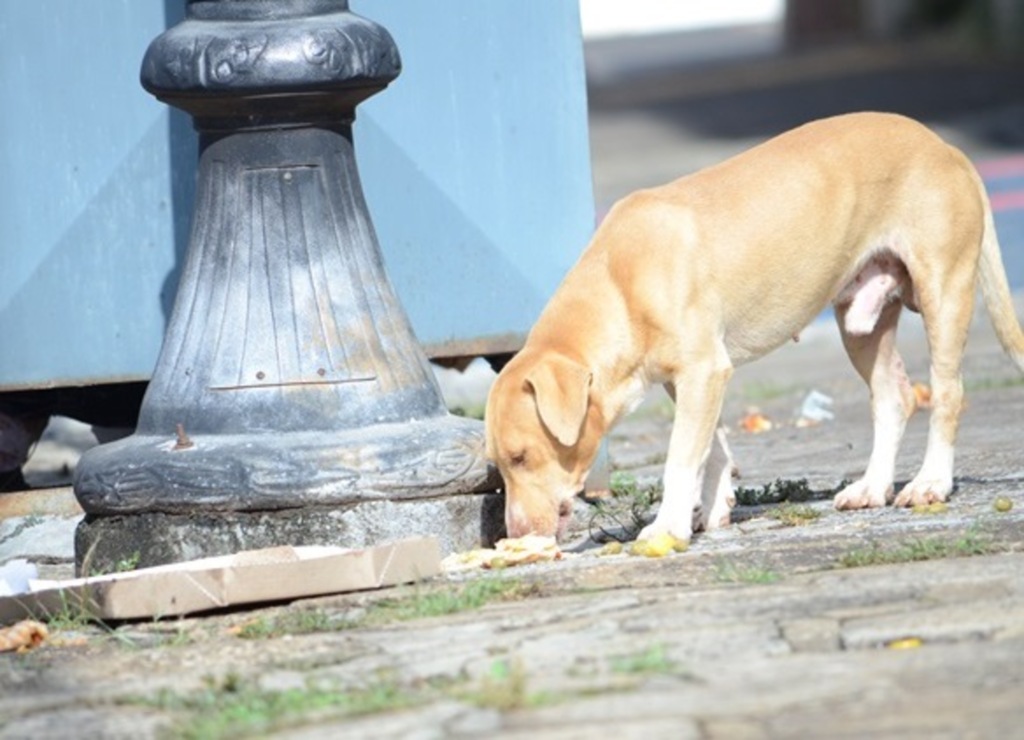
74;414;503;571
72;1;507;571
75;415;498;515
75;486;506;575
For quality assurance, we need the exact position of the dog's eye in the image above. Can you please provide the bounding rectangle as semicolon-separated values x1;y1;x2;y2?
509;452;527;467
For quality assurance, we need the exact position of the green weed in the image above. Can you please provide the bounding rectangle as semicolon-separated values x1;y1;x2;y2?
713;559;781;585
459;658;555;711
735;478;816;506
609;644;677;676
113;552;141;573
838;529;996;568
588;472;662;542
739;381;801;402
137;672;419;738
233;578;537;639
766;503;823;526
234;609;342;639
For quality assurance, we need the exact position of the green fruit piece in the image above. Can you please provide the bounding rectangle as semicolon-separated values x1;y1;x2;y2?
598;541;624;556
994;496;1013;513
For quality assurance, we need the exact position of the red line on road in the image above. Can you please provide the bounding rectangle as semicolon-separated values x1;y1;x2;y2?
977;155;1024;180
990;190;1024;213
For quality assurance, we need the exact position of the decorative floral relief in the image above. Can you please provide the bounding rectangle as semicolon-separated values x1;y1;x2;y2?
149;21;397;91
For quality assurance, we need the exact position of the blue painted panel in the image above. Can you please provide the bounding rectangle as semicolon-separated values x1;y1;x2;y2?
353;0;595;353
0;2;194;389
0;1;593;390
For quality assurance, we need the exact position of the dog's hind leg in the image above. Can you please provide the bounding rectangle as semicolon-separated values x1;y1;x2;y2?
894;271;975;507
834;299;917;509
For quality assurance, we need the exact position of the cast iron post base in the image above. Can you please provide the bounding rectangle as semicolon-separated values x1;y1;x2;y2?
72;0;500;570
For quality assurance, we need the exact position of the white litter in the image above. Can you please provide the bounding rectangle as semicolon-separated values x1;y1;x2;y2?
799;390;835;423
0;559;38;597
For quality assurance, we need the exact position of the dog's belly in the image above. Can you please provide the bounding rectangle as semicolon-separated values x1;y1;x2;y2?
834;252;914;334
723;252;912;365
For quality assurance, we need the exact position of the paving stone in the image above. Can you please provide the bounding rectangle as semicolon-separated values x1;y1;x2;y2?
781;617;842;653
0;514;78;564
839;600;1024;649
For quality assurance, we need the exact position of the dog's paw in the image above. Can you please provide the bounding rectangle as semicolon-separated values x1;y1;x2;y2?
706;507;732;530
833;479;891;510
696;502;733;531
638;520;692;544
893;479;951;508
691;505;705;533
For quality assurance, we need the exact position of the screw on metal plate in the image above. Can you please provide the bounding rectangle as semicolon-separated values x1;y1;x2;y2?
173;423;194;451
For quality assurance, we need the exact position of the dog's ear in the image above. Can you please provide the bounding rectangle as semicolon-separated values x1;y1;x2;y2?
524;356;593;447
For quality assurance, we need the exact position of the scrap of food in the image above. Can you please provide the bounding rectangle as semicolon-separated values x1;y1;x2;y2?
442;534;565;572
628;532;689;557
739;410;773;434
912;382;932;409
0;619;49;653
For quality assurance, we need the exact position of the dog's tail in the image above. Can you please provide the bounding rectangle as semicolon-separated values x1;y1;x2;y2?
974;166;1024;374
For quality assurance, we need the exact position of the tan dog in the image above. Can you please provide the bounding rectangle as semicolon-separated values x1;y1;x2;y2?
486;112;1024;542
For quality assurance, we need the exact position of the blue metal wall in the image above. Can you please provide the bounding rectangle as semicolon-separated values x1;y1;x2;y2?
0;1;594;390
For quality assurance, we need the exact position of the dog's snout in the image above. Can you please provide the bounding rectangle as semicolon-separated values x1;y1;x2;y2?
559;499;574;518
504;496;563;540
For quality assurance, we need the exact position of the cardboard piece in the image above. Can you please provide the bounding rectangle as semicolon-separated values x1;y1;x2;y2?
0;537;440;624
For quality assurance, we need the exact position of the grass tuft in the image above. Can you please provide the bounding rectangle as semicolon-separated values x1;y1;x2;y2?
587;472;662;542
233;578;538;639
735;478;817;506
458;658;555;711
132;672;420;738
766;503;823;526
609;644;677;676
713;558;781;584
838;528;996;568
739;381;801;402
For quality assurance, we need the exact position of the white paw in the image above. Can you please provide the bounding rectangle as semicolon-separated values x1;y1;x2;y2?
893;479;951;508
638;518;692;544
703;505;733;531
833;479;891;510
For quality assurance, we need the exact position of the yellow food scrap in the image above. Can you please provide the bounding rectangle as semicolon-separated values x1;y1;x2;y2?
739;411;773;434
911;502;948;515
598;541;624;556
993;496;1014;513
0;620;49;653
441;534;563;573
912;382;932;409
629;532;687;558
886;637;923;650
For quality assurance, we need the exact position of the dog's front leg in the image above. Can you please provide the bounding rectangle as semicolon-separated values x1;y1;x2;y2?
642;358;732;542
697;427;737;531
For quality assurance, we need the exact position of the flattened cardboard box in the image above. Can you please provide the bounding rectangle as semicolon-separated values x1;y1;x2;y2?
0;537;440;624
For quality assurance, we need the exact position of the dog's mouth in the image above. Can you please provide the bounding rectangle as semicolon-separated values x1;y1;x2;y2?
555;494;580;540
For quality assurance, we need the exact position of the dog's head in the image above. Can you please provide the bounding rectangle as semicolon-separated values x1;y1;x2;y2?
485;351;603;540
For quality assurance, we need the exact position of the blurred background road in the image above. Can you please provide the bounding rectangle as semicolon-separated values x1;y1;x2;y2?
582;0;1024;281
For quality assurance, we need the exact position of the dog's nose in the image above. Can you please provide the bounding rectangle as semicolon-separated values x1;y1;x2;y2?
504;506;529;539
505;507;558;540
